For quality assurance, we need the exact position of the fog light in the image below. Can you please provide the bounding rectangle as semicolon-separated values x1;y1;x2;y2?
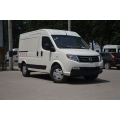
72;67;80;70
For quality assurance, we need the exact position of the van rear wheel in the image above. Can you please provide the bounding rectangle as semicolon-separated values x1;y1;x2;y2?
84;74;98;81
22;63;30;77
50;65;68;83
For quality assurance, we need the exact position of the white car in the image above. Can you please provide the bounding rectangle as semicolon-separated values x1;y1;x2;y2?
5;48;18;62
18;29;103;83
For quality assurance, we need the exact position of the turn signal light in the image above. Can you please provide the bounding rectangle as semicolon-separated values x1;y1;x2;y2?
111;58;117;60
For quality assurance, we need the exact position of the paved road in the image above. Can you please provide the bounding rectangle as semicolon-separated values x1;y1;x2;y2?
0;68;120;100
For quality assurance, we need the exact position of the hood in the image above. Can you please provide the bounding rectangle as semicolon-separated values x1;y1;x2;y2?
60;49;100;56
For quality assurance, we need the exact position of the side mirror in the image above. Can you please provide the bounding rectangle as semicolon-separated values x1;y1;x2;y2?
50;47;55;52
45;44;55;52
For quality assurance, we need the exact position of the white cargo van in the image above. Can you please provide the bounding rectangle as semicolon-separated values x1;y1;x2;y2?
103;45;120;53
18;29;103;83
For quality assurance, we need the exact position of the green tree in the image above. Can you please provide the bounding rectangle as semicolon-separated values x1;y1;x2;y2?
4;20;120;52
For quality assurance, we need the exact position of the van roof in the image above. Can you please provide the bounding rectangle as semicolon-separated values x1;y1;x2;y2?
103;45;120;48
20;29;80;39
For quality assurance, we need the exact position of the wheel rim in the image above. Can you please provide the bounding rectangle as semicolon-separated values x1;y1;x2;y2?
53;68;63;80
23;66;26;75
105;63;110;69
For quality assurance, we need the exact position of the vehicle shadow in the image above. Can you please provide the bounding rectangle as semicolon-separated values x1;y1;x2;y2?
66;77;110;85
30;74;52;81
30;73;110;85
103;67;119;70
109;67;119;70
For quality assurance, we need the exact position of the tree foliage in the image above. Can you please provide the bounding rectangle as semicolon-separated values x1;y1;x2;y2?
4;20;120;51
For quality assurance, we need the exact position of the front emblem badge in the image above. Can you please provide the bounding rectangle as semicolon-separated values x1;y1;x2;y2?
89;57;92;62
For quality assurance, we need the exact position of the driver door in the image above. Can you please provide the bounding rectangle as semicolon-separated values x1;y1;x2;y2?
38;35;54;72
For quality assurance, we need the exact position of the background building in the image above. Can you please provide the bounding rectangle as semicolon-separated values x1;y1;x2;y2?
0;20;4;47
89;41;101;52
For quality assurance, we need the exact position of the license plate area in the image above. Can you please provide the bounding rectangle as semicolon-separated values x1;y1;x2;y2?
82;67;99;71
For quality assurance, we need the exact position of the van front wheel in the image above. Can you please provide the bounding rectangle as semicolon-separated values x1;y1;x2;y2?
22;63;30;77
50;65;68;83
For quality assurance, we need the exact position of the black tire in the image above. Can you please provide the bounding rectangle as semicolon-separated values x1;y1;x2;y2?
5;59;9;63
22;63;30;77
50;65;68;83
104;62;111;69
117;66;120;70
84;74;98;81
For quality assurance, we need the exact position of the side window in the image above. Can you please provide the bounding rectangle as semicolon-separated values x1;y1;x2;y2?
13;51;17;55
104;49;109;52
42;37;54;50
100;53;103;57
104;49;116;52
6;51;9;55
106;53;111;57
118;49;120;53
108;49;116;52
101;53;110;57
101;53;105;57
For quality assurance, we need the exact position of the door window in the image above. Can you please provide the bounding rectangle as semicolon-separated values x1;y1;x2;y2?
104;49;116;52
106;53;111;57
13;51;17;55
118;49;120;53
101;53;110;57
42;37;54;50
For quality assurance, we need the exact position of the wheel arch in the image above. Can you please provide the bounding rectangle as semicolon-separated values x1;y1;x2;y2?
20;59;27;71
50;60;65;73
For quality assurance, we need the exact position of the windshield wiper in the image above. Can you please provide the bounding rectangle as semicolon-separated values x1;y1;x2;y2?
75;46;81;48
63;46;73;48
61;46;86;49
75;46;86;49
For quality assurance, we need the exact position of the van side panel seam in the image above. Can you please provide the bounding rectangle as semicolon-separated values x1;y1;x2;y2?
27;64;46;70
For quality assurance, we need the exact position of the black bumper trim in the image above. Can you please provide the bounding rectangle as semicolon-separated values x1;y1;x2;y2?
18;63;46;70
27;64;46;70
70;67;103;76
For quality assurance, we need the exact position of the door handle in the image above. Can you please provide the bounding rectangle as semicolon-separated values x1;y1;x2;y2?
41;51;43;56
37;51;38;56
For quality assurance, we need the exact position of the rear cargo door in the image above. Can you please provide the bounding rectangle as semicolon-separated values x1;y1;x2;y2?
27;35;40;68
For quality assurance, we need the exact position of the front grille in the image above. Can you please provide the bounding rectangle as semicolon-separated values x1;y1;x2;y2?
78;56;99;62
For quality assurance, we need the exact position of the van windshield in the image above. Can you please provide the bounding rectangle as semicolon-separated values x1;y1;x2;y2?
52;35;89;49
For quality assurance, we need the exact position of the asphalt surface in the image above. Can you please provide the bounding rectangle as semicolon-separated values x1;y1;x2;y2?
0;68;120;100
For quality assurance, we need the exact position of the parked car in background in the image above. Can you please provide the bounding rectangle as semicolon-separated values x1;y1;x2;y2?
100;52;120;69
103;45;120;53
5;48;18;62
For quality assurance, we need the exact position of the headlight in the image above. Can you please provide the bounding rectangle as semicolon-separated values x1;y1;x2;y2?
99;55;103;62
66;54;79;62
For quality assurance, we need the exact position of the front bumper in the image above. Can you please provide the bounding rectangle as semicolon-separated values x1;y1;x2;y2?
110;62;120;67
70;67;103;76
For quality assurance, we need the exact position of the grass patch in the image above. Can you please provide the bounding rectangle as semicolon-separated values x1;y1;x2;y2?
14;69;19;71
